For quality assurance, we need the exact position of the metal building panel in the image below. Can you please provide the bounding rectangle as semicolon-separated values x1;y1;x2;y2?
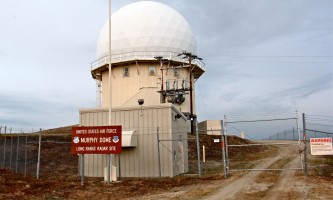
79;104;188;178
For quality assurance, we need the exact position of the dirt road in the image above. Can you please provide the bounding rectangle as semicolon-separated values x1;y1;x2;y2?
135;141;333;200
205;141;302;200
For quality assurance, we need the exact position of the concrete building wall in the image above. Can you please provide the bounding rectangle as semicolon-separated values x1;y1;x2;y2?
99;61;195;116
79;104;188;178
198;120;223;135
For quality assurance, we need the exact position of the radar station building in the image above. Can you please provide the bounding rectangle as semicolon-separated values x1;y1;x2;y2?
79;1;205;178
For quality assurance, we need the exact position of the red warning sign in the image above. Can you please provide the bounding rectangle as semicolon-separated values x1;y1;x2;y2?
71;126;122;154
310;137;333;155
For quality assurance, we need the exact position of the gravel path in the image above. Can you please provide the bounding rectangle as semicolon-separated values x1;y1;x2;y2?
204;141;302;200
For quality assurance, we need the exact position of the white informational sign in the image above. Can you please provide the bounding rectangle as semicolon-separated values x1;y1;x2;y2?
310;138;333;155
214;139;220;143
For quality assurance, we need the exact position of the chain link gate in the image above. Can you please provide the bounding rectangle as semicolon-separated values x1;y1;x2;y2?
302;114;333;177
223;112;304;177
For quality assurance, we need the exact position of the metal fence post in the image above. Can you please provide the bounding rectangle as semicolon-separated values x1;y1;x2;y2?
81;154;84;186
224;115;229;175
157;127;161;178
2;136;6;168
295;111;303;170
24;136;28;176
10;136;13;170
221;120;227;178
284;130;286;140
195;119;201;177
107;154;110;184
118;154;121;180
302;113;308;176
37;129;42;179
16;135;19;172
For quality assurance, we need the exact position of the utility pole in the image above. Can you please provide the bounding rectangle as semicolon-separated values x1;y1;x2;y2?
178;51;203;178
154;56;169;103
178;51;202;135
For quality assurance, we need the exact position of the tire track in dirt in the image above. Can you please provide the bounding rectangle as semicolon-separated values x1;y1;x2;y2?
203;141;300;200
262;147;302;200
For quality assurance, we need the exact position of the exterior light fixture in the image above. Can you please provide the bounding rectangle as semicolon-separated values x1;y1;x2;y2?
138;99;144;105
175;113;182;119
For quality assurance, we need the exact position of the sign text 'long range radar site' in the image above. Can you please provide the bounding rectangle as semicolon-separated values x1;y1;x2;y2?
71;126;122;154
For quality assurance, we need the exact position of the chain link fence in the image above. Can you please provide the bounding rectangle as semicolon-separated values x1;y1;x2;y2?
223;112;303;174
0;129;77;178
185;113;304;178
1;113;332;179
303;114;333;177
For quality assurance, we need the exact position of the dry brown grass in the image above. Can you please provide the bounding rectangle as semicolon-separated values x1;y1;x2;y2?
309;155;333;177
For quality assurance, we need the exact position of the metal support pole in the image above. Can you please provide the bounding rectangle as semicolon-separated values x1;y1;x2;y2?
195;120;201;177
221;120;227;178
224;115;229;175
159;59;165;103
157;127;162;178
157;127;161;178
189;59;194;135
16;136;19;173
302;113;308;176
118;154;121;180
10;136;13;170
284;130;286;140
81;154;84;186
107;154;110;184
2;136;6;168
108;0;112;126
295;111;303;169
37;129;42;179
107;0;115;183
24;136;28;176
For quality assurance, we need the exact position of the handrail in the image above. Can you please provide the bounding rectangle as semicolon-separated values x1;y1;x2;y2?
91;51;206;72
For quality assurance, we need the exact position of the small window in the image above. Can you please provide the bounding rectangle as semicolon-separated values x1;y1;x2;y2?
148;66;156;75
174;68;179;77
166;80;170;90
182;79;187;89
173;79;178;90
124;67;129;77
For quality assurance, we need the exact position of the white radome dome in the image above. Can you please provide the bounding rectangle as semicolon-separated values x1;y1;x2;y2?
96;1;197;58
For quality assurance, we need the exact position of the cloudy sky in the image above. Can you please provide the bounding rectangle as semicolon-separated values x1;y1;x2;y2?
0;0;332;130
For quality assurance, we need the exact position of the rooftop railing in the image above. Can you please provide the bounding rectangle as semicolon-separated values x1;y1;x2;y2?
91;51;206;71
